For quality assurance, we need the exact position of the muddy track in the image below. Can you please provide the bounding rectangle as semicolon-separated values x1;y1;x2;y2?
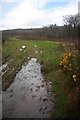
2;58;54;118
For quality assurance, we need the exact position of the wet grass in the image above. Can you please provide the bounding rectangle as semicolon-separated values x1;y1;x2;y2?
2;38;72;118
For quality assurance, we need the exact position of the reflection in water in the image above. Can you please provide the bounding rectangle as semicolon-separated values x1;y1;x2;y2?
3;58;54;118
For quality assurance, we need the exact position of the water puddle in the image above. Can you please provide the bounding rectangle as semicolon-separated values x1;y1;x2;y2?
0;63;7;72
0;63;8;75
3;58;54;118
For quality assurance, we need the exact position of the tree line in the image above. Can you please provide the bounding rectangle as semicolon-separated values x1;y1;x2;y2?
2;14;80;43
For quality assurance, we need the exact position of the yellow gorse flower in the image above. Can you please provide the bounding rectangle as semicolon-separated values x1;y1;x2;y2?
72;75;76;78
72;75;77;81
59;49;79;83
68;52;72;57
74;78;76;81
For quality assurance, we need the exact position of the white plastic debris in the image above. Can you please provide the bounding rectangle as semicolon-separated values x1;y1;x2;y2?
22;46;26;49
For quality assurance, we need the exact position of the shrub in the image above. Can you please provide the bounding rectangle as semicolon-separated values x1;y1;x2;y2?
59;49;79;89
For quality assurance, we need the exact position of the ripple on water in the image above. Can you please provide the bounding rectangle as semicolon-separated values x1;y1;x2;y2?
3;58;54;118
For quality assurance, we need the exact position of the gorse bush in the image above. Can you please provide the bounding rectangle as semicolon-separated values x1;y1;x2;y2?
59;49;79;89
59;48;80;118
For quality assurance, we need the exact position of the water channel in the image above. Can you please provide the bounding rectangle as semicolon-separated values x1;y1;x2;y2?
3;58;54;118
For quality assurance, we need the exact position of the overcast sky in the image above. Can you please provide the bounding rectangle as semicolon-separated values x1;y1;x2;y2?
0;0;79;30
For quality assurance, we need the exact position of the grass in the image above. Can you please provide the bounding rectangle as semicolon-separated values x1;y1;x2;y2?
2;38;74;118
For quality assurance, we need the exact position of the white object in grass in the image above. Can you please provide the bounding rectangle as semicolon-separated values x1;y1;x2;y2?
34;45;37;47
28;57;30;59
22;46;26;49
19;48;22;51
31;58;37;62
35;50;38;53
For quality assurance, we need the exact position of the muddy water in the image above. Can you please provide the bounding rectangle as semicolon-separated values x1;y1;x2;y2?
3;58;54;118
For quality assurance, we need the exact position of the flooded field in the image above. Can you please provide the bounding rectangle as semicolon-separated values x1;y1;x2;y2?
3;58;54;118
